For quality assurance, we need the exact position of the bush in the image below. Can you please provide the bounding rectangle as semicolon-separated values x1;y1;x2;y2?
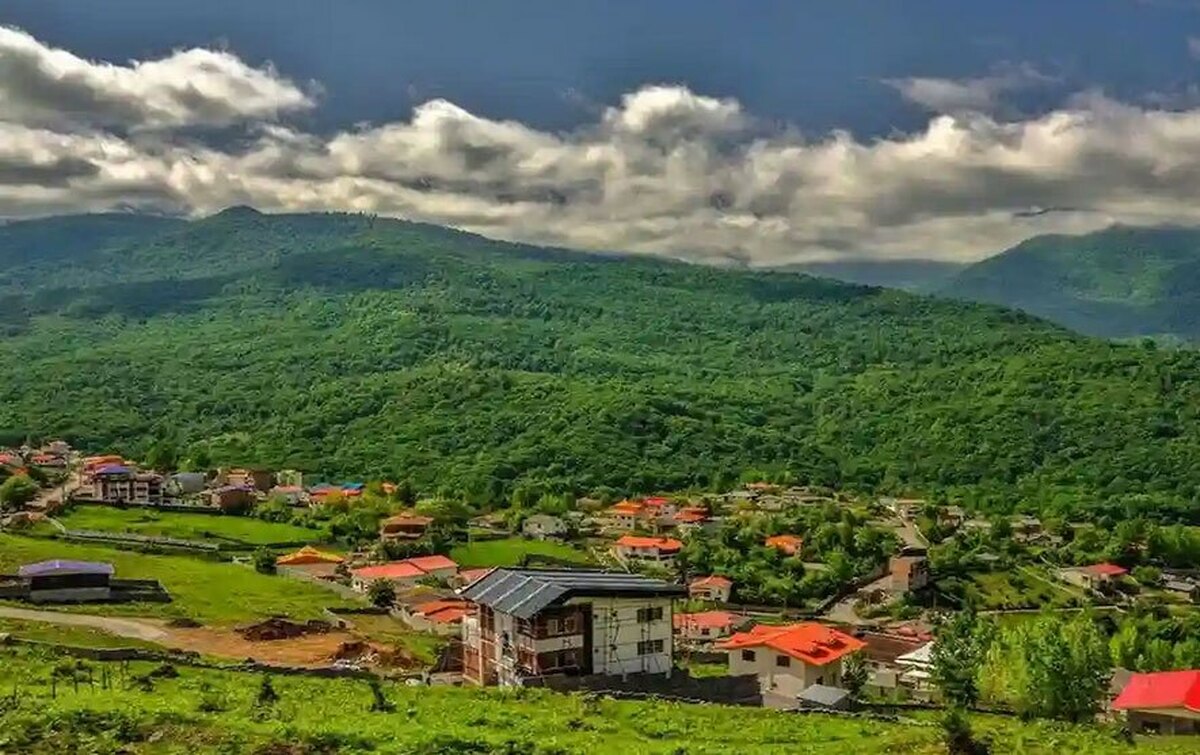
367;578;396;608
253;548;277;575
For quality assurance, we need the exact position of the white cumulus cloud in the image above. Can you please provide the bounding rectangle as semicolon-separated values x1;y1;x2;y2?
7;27;1200;265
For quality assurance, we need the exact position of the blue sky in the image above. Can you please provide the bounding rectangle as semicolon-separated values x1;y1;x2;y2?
5;1;1200;263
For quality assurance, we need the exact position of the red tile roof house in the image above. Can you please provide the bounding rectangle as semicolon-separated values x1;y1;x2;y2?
379;513;434;542
612;535;683;565
718;623;866;699
674;610;745;642
350;555;459;592
764;535;803;556
1058;562;1129;591
688;575;733;603
401;598;472;635
1113;669;1200;734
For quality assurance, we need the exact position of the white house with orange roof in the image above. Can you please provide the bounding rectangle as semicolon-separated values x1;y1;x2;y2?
718;622;865;698
674;610;745;642
612;535;682;565
350;554;459;592
689;575;733;603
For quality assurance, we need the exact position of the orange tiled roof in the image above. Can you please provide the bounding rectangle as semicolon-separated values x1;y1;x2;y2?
609;500;644;515
675;510;709;523
276;545;344;566
615;535;683;552
353;562;426;580
718;622;864;666
405;554;458;572
381;514;434;527
765;534;803;555
690;575;733;589
674;611;737;630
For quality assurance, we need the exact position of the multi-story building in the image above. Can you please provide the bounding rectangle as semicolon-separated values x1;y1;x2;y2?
86;464;164;505
459;568;685;687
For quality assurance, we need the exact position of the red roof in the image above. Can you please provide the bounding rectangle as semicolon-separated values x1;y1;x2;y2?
765;535;803;555
609;500;644;515
1113;670;1200;712
353;562;426;580
458;567;493;585
675;611;738;631
352;554;457;581
643;497;671;507
413;599;470;624
1082;562;1128;577
675;510;709;523
718;622;865;666
405;554;458;572
615;535;683;552
690;575;733;589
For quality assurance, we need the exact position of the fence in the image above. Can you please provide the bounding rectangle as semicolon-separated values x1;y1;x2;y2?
521;669;763;706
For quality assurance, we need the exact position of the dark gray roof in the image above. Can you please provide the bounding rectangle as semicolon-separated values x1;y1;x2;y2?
19;560;114;578
458;568;684;619
797;684;851;706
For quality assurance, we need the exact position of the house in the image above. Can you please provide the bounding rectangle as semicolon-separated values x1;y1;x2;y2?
19;560;113;603
765;535;803;556
350;554;459;592
674;611;743;642
1012;515;1043;542
454;567;494;588
671;506;711;532
221;468;274;492
895;641;935;695
612;535;682;565
30;453;66;469
642;497;677;517
42;440;71;457
402;598;472;634
522;514;568;540
459;568;685;686
86;465;164;505
888;555;930;594
208;485;255;511
275;545;344;578
718;623;865;698
276;469;304;488
939;506;966;529
167;472;207;496
379;513;434;541
1163;579;1200;603
689;575;733;603
607;500;649;530
268;485;306;506
857;631;930;691
1058;562;1128;590
880;497;926;520
1112;669;1200;734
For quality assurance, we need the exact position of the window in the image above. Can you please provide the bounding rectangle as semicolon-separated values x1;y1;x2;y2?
562;616;578;634
636;606;664;623
741;649;756;662
637;639;664;655
775;655;791;668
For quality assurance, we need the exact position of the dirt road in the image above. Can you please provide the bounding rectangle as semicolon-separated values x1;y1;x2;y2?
0;605;168;642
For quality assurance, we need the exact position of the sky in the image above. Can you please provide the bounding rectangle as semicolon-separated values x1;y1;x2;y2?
5;0;1200;264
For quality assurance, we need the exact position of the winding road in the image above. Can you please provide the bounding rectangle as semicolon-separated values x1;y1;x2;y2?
0;605;168;642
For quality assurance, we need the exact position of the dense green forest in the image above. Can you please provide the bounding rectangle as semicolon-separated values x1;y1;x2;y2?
2;209;1200;519
941;225;1200;341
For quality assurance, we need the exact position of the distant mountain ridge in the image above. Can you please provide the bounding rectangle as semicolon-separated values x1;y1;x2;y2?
940;225;1200;342
779;259;965;292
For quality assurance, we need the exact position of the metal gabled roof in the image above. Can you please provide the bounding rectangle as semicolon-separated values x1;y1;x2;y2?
458;568;684;619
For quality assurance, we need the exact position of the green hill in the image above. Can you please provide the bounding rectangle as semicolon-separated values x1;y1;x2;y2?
3;211;1200;519
940;225;1200;341
779;259;965;292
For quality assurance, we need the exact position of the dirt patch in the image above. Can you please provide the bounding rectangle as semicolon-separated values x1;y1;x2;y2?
235;618;332;642
161;625;362;667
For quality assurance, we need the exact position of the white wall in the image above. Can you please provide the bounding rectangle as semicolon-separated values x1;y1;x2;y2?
727;649;844;698
568;595;674;677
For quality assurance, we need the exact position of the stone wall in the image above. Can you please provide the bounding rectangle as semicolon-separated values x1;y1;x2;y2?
520;668;762;706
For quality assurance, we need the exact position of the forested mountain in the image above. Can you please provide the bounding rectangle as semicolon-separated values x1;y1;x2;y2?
779;259;965;292
940;226;1200;342
2;210;1200;520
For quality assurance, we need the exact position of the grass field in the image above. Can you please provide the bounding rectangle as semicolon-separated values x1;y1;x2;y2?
450;536;594;568
0;533;358;626
0;646;1189;754
57;506;321;546
960;567;1085;611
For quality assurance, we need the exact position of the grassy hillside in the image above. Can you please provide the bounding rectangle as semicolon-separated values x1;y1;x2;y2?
0;646;1188;754
3;211;1200;519
941;225;1200;341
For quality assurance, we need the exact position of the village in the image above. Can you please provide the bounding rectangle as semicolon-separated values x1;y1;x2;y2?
2;441;1200;736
